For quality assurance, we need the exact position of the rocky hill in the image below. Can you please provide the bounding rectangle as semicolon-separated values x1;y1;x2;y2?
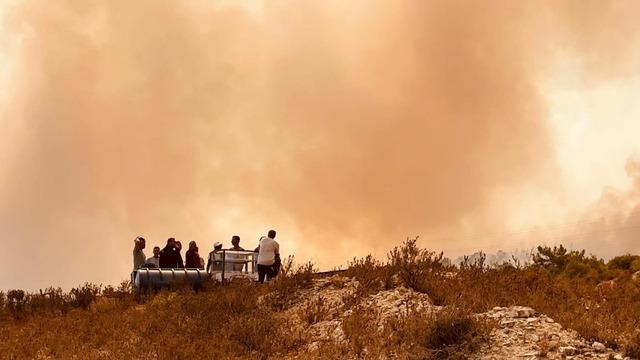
278;274;630;359
1;241;639;359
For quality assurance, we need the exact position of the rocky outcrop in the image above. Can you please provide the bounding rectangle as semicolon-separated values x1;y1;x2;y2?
284;276;631;359
474;306;629;359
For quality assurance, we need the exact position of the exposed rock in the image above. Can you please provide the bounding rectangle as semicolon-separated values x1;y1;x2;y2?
284;276;629;360
511;306;536;318
591;341;606;352
559;346;577;356
473;306;626;360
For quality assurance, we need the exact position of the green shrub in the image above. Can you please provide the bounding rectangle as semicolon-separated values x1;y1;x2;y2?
608;254;640;271
533;245;608;280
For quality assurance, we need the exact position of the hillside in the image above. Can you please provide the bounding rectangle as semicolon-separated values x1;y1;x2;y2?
1;240;640;359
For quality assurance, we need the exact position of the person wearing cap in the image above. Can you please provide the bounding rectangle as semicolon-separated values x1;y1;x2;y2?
255;230;280;283
206;242;224;273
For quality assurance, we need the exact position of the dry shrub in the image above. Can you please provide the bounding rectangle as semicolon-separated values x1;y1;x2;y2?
2;241;640;359
267;258;316;311
346;255;390;296
298;295;331;325
69;283;101;310
6;289;26;319
342;305;379;356
623;330;640;359
25;287;70;315
227;309;287;354
387;238;451;305
386;307;493;359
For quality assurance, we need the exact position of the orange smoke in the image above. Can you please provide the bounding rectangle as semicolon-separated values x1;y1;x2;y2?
0;1;639;289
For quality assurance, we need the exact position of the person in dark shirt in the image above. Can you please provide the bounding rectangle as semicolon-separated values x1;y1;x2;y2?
175;240;185;268
185;241;201;268
159;237;183;268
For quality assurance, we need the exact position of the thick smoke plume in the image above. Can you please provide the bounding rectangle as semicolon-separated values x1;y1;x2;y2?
0;1;639;289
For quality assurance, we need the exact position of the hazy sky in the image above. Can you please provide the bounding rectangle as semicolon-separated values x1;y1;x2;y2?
1;0;640;290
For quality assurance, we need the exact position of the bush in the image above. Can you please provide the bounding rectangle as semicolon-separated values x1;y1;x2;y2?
608;254;640;271
267;257;316;311
1;242;640;359
6;289;26;318
70;283;101;310
387;307;493;359
25;287;70;314
533;245;609;280
342;305;378;356
387;238;450;304
298;295;331;325
623;331;640;359
346;255;391;297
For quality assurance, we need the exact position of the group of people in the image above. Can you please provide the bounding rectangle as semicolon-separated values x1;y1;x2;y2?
132;230;281;283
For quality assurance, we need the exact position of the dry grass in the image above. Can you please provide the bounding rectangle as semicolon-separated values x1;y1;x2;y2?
1;240;639;358
297;295;331;325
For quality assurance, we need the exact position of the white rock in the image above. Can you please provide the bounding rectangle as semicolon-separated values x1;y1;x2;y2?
613;355;623;360
559;346;577;356
591;341;606;352
514;307;535;318
500;320;517;328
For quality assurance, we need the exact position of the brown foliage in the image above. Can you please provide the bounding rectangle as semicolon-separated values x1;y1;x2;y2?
2;241;640;358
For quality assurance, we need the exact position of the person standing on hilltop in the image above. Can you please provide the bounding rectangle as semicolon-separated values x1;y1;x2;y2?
255;230;280;283
175;240;185;268
230;235;244;251
207;242;224;273
159;238;183;268
228;235;246;272
145;246;161;268
132;236;146;270
185;241;201;268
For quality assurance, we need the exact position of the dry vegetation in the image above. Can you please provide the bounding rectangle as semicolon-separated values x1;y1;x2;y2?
1;239;639;359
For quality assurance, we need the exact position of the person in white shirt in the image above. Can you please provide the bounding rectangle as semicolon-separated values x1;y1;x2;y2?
207;242;224;273
255;230;280;283
132;236;146;270
145;246;160;268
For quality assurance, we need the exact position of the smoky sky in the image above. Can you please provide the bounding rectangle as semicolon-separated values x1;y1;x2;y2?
1;0;640;290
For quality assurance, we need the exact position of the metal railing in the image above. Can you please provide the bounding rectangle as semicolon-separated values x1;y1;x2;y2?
207;249;258;281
